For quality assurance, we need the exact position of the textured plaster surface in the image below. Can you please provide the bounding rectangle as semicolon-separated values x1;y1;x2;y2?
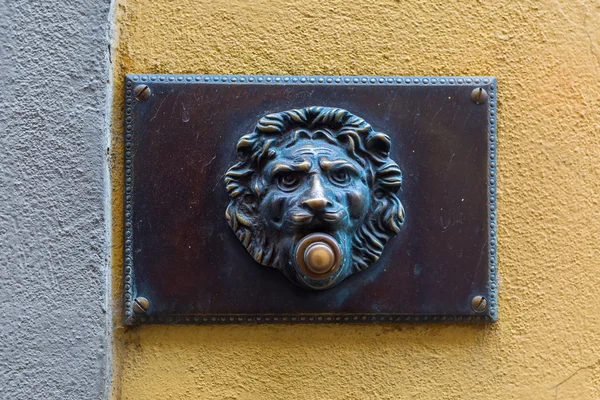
0;0;112;398
110;0;600;399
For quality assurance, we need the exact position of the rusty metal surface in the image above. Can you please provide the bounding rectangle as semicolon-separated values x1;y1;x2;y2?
123;74;497;324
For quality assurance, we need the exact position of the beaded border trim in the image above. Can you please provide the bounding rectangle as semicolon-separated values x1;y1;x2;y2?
123;74;498;324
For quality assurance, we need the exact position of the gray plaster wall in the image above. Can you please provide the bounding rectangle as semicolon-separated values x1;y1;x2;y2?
0;0;112;398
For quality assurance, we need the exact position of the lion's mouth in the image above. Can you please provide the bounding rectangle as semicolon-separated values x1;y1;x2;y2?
289;210;345;226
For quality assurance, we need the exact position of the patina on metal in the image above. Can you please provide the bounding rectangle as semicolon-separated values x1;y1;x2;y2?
225;107;404;290
123;74;498;325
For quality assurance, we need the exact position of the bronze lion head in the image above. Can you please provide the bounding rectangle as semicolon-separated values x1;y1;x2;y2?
225;106;404;290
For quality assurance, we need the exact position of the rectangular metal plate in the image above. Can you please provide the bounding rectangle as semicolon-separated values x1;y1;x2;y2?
123;74;497;324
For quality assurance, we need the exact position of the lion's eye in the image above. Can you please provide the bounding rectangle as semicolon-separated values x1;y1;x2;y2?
330;169;351;186
277;173;301;191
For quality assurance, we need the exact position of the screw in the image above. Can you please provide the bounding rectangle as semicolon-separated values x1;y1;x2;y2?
134;85;151;101
133;297;149;313
471;295;487;313
471;87;488;104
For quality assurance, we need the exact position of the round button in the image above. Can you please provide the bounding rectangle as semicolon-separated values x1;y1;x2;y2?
304;243;335;274
294;233;342;280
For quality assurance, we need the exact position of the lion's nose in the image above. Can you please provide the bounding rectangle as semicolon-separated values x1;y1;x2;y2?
302;175;332;212
302;197;331;212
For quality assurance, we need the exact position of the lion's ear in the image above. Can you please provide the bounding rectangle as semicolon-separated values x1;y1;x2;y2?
236;134;255;153
373;193;404;235
376;163;402;193
366;133;391;157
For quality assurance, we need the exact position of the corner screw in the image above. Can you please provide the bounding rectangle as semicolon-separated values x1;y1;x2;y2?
471;295;487;313
133;297;149;313
134;85;151;101
471;87;488;104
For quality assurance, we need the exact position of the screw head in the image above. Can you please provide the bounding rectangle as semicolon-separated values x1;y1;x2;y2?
133;85;151;101
133;296;149;313
471;87;488;104
471;295;487;313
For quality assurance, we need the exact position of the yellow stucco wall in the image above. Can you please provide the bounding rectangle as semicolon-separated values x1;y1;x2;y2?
109;0;600;398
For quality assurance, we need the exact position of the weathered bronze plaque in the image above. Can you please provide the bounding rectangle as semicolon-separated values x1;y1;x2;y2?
123;74;497;324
